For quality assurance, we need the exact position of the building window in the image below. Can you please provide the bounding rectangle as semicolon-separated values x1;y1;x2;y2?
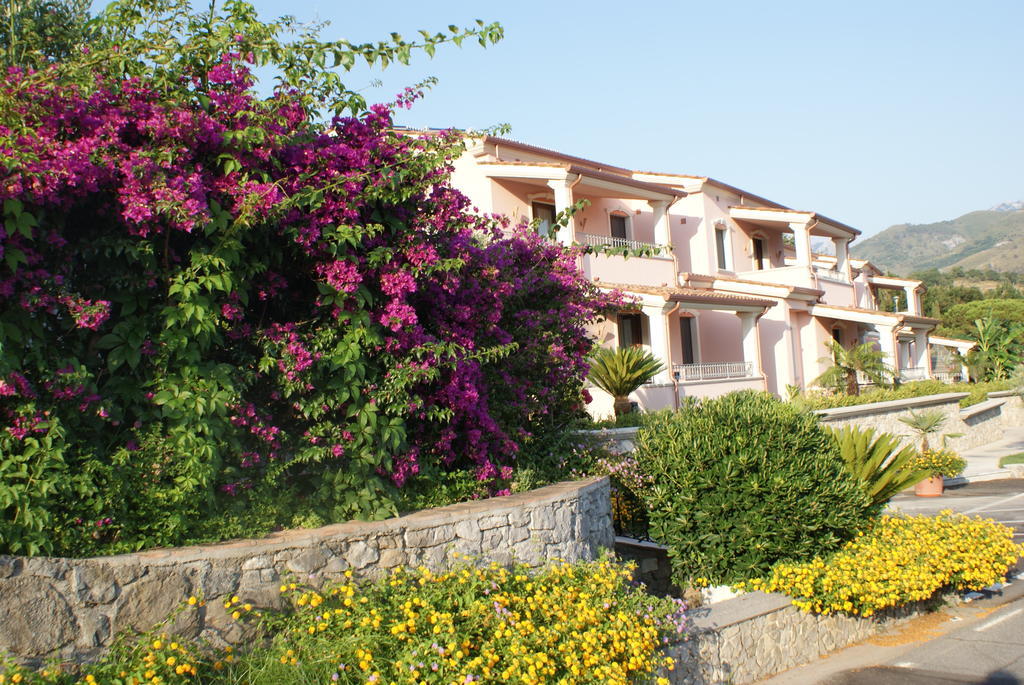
752;237;767;270
715;227;730;270
617;313;644;348
532;202;556;238
831;327;843;345
680;316;696;365
610;213;629;240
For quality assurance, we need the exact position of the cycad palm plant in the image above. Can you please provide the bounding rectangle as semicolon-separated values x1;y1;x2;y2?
831;426;925;510
587;347;664;418
814;340;893;396
898;409;948;452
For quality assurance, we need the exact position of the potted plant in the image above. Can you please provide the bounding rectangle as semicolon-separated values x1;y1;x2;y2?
909;448;968;497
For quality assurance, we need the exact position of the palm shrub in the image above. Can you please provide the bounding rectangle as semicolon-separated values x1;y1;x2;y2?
635;391;873;586
814;340;893;396
898;409;950;452
587;347;664;418
831;426;925;510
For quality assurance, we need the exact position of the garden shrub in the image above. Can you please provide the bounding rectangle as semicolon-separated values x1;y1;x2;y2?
794;379;1015;411
635;391;873;586
0;0;616;556
738;512;1023;616
0;558;687;685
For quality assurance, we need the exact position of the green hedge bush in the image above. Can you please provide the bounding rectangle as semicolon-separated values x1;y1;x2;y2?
636;391;873;586
795;379;1015;411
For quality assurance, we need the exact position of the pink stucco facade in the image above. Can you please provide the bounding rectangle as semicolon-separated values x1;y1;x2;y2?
443;134;966;417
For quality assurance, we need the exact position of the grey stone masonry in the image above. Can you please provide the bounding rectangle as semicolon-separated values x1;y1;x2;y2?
815;392;1024;454
0;477;613;667
662;591;935;684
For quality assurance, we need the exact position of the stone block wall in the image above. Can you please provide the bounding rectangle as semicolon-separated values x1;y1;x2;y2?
815;392;1024;453
0;477;613;666
663;591;932;684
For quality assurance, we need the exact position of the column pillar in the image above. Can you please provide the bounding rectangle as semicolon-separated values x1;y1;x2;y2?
903;285;918;314
648;200;671;247
547;177;575;246
737;311;761;377
914;329;930;376
643;304;672;384
832;237;851;279
876;324;898;378
789;221;813;270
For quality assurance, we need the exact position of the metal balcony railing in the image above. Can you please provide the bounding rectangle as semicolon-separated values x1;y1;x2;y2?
577;232;660;252
672;361;754;382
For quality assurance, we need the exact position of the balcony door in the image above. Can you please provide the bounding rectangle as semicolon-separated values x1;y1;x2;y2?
753;237;768;270
679;316;696;365
532;202;556;238
610;214;629;240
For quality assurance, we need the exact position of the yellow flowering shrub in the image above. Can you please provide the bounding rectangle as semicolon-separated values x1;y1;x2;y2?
1;559;686;685
907;449;967;478
736;512;1022;617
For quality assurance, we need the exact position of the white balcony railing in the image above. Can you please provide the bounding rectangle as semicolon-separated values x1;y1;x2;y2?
899;367;929;382
672;361;754;382
813;265;850;283
577;232;660;252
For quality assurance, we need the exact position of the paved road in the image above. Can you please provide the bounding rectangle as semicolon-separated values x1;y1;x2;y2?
824;598;1024;684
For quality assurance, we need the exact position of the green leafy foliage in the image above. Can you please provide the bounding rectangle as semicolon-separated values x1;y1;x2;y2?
0;0;92;69
635;391;873;586
966;316;1024;381
938;299;1024;338
794;379;1016;411
830;426;924;509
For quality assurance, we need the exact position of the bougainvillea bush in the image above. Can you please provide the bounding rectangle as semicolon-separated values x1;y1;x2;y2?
0;0;614;555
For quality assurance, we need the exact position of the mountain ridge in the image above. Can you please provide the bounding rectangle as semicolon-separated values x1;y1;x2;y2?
852;205;1024;276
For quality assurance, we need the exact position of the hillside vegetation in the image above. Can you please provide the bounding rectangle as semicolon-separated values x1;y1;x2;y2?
853;208;1024;275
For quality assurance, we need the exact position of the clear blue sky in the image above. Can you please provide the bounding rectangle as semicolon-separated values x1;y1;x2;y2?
125;0;1024;237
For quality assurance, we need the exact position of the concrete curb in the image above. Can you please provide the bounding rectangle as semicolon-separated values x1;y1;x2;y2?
944;469;1021;486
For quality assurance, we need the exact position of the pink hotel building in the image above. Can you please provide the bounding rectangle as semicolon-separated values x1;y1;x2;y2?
444;135;976;416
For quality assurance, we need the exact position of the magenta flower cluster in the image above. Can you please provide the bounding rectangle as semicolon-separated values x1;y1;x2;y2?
0;52;615;541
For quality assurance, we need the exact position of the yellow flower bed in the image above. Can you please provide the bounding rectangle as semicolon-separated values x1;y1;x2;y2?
736;512;1022;617
1;558;685;685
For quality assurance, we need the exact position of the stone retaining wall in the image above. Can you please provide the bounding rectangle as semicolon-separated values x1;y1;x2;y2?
815;391;1024;453
664;591;933;684
0;477;613;667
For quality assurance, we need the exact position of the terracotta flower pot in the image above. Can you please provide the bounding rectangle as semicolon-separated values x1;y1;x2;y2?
915;476;944;497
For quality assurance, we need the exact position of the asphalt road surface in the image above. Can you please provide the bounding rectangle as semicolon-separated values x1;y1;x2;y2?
824;598;1024;684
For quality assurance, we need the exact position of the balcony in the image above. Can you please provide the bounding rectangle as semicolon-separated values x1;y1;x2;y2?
673;361;754;382
577;232;660;252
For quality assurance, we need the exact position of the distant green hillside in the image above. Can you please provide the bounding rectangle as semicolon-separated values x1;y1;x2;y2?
853;208;1024;276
